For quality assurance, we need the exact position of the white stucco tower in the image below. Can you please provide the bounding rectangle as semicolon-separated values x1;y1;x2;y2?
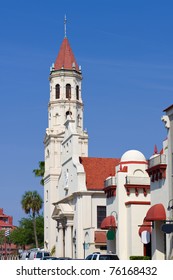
44;31;88;251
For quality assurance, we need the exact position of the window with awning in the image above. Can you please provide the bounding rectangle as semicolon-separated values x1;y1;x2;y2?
100;215;116;229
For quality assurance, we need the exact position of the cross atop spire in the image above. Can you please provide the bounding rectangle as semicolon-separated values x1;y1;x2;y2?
64;14;67;38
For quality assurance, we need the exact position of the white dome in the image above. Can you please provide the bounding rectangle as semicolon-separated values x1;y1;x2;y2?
121;150;146;162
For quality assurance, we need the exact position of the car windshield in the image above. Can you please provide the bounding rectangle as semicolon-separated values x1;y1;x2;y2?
36;252;42;258
86;255;92;260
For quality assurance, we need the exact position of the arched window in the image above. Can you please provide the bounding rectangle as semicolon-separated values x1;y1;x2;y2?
76;85;79;100
66;111;72;118
66;84;71;99
55;84;60;99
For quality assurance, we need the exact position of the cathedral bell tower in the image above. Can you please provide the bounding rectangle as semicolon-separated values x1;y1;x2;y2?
44;20;88;251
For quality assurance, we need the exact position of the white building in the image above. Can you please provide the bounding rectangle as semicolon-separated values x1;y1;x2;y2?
52;119;120;258
102;104;173;260
145;105;173;260
44;25;173;260
43;34;87;251
102;150;151;260
44;32;120;258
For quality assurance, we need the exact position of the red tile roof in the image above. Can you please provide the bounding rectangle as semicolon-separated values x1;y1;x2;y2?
80;157;120;190
0;214;8;218
54;37;79;71
0;220;15;228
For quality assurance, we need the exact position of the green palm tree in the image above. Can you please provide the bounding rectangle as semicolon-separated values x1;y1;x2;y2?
21;191;43;248
33;161;45;186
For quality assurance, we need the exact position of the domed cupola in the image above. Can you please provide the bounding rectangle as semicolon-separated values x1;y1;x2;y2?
121;150;150;197
119;149;148;175
121;150;147;163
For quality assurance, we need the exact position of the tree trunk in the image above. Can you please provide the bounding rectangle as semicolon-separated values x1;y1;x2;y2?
33;216;38;248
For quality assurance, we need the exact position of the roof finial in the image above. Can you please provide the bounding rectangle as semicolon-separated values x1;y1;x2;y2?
153;144;158;154
64;14;67;38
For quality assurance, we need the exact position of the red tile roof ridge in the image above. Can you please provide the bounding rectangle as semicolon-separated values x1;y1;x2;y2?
80;156;120;160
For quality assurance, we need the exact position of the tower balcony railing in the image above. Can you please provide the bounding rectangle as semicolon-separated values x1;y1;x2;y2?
125;176;150;185
148;154;166;168
104;176;117;188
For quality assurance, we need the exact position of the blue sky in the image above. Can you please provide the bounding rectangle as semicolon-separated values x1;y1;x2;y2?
0;0;173;225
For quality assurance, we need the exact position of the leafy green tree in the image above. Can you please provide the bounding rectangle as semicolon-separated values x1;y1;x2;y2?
21;191;43;248
10;216;44;248
10;226;27;248
33;161;45;186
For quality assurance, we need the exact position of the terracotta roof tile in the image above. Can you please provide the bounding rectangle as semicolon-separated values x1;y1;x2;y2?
54;37;79;71
80;157;120;190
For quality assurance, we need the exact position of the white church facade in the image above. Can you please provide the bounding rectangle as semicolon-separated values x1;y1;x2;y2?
43;33;120;258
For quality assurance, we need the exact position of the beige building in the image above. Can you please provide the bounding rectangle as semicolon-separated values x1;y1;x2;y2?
102;150;151;260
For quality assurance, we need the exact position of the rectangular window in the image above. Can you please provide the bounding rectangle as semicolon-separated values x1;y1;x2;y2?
97;206;106;228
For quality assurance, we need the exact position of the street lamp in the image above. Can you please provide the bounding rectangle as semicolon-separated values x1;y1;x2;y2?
167;199;173;211
110;210;118;228
83;241;86;259
106;210;118;254
72;235;76;259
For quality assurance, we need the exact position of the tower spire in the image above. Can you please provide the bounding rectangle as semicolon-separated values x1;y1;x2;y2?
64;14;67;38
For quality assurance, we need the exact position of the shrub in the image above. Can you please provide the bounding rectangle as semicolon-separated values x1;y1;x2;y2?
130;256;151;260
50;245;56;256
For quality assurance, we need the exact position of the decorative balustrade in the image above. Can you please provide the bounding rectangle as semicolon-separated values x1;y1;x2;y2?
125;176;150;196
146;154;167;182
104;177;117;198
148;154;166;168
125;176;150;185
104;176;116;188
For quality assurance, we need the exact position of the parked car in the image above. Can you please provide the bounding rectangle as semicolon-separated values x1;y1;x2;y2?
85;253;119;260
42;256;72;260
56;257;72;260
28;250;50;260
42;256;59;260
20;251;30;260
